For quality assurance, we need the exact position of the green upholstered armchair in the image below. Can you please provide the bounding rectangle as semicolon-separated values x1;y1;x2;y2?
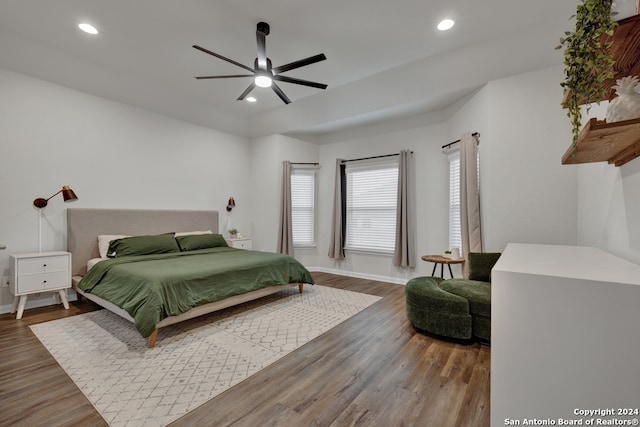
405;252;501;344
405;276;473;340
439;252;501;343
467;252;502;282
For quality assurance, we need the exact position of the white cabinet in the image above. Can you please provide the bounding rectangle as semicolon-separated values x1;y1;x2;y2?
227;238;252;250
9;251;71;319
491;244;640;425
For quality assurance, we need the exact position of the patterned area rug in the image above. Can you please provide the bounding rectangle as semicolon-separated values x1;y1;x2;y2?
30;285;381;427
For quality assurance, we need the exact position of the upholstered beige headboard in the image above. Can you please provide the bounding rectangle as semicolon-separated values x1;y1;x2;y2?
67;208;219;276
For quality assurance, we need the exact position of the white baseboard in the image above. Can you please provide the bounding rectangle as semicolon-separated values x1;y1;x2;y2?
307;266;409;285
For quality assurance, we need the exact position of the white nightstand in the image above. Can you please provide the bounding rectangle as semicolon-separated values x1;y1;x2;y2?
9;251;71;319
227;238;252;250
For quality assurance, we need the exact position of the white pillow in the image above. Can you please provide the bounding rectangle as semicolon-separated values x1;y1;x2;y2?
98;234;129;258
87;258;104;271
174;230;213;237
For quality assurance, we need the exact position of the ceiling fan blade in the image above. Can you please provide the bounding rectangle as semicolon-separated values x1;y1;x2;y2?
195;74;254;79
237;83;256;101
272;53;326;74
271;82;291;104
273;75;327;89
193;45;254;73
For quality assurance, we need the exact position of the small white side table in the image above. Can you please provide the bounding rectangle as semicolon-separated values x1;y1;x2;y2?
9;251;72;319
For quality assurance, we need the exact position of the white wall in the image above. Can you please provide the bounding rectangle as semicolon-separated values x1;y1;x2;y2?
577;154;640;264
314;115;450;283
483;66;578;249
248;134;319;258
0;68;251;311
305;65;579;282
574;101;640;264
452;64;640;269
458;66;578;252
247;111;451;283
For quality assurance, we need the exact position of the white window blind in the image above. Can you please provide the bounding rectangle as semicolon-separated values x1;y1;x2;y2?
345;159;398;253
448;150;480;252
291;169;316;247
448;153;462;251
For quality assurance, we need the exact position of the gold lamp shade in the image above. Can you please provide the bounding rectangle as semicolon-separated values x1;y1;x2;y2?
61;185;78;202
34;185;79;208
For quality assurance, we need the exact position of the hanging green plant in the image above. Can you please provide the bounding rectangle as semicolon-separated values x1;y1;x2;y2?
556;0;618;145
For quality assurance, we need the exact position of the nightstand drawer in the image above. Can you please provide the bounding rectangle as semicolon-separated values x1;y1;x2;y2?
17;255;69;275
229;238;252;250
16;271;70;293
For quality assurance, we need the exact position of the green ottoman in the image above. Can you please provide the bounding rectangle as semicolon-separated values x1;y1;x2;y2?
405;276;473;340
440;279;491;342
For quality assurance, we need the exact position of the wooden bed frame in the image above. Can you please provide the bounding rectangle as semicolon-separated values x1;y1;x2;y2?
67;208;304;348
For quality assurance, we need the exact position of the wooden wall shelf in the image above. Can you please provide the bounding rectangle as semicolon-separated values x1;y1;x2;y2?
562;118;640;166
562;14;640;106
561;13;640;167
599;13;640;101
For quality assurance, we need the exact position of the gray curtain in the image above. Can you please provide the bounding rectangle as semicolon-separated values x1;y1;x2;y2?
460;132;482;278
393;150;416;267
328;159;345;259
277;160;294;255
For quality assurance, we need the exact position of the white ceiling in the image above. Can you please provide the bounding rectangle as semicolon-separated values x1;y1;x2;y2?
0;0;580;138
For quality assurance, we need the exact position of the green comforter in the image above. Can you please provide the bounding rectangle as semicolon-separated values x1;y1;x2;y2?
78;247;314;337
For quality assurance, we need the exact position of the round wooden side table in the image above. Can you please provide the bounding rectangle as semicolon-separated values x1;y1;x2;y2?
421;255;465;278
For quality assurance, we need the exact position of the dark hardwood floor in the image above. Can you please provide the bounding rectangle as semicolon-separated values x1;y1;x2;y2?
0;272;489;427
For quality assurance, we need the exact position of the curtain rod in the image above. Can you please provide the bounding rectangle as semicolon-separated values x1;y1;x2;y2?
341;151;413;164
441;132;480;149
290;162;319;166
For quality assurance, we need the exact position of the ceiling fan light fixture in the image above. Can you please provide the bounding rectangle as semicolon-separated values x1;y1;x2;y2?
193;21;327;104
78;23;98;35
437;19;455;31
255;75;272;88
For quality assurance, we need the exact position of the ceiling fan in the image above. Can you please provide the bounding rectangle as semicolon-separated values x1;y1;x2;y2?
193;22;327;104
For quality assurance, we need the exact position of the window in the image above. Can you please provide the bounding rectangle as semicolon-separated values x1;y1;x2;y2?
448;150;479;251
448;153;462;251
290;168;316;247
345;158;398;253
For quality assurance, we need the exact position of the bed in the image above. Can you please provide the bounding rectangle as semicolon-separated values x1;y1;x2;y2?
67;208;314;348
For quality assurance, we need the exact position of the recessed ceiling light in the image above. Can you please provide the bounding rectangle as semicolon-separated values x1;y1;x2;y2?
78;23;98;35
246;97;257;103
437;19;455;31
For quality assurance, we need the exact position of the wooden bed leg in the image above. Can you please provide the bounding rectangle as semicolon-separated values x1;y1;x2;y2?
299;284;304;294
148;329;158;348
